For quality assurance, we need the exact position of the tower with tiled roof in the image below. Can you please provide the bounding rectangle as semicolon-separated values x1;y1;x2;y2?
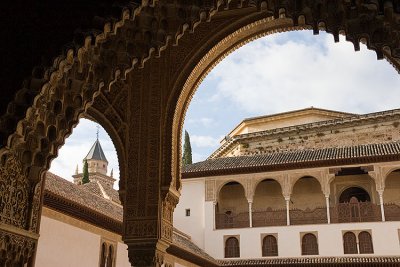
84;138;108;175
72;136;115;190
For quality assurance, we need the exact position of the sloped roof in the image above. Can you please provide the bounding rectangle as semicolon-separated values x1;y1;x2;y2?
45;172;121;220
84;139;108;162
82;181;121;204
43;172;218;266
184;141;400;178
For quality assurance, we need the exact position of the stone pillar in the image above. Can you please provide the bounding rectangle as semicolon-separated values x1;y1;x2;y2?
285;197;290;226
377;189;386;222
325;195;331;224
248;201;253;228
213;202;217;230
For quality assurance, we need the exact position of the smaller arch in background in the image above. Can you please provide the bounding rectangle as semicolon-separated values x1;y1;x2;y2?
107;244;114;267
343;232;358;254
290;175;324;195
359;231;374;254
216;179;247;202
262;235;278;257
253;177;285;198
225;237;240;258
301;233;319;255
339;186;371;203
99;242;107;267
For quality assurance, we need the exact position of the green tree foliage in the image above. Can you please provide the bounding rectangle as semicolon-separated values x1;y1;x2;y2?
82;159;90;184
182;130;193;166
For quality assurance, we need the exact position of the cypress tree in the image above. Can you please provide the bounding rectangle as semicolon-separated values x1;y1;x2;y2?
182;130;193;166
82;159;90;184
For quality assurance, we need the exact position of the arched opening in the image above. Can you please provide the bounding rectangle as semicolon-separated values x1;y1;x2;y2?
335;186;381;223
383;169;400;221
339;187;371;203
329;168;382;223
290;177;326;225
262;235;278;257
343;232;358;254
34;118;129;267
106;245;113;267
99;243;106;267
358;231;374;254
224;237;240;258
2;3;400;265
252;179;286;227
216;182;248;229
301;233;319;256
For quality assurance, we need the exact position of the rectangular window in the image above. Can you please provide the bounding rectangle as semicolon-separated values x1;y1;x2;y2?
185;209;190;216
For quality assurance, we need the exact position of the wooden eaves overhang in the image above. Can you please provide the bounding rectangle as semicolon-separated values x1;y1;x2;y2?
183;141;400;179
219;257;400;267
43;190;123;234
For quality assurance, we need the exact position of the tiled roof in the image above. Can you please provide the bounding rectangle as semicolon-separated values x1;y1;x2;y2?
84;139;108;162
82;181;121;204
45;173;122;220
219;257;400;266
184;141;400;177
44;172;217;265
210;108;400;159
171;231;219;266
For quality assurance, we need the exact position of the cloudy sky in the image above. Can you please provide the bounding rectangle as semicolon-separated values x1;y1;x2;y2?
49;30;400;186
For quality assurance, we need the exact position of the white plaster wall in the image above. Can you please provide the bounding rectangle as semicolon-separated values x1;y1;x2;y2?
36;216;102;267
203;200;400;259
116;242;131;267
173;179;205;249
36;215;131;267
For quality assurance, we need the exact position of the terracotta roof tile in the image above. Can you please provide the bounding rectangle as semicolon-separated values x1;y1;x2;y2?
184;141;400;177
82;181;121;204
45;173;122;220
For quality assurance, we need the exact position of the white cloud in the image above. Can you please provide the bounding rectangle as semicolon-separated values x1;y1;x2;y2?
209;31;400;115
186;117;216;128
191;135;220;148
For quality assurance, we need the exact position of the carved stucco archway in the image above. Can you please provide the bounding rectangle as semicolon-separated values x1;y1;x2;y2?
1;1;400;267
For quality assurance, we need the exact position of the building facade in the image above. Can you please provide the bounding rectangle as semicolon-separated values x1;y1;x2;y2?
36;139;218;267
174;108;400;265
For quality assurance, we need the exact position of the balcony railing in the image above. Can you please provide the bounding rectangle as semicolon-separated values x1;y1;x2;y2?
215;201;393;229
216;212;249;229
384;203;400;221
330;202;381;223
290;207;328;225
252;208;286;227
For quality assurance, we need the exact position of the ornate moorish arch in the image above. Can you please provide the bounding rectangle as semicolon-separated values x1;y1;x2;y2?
1;1;400;267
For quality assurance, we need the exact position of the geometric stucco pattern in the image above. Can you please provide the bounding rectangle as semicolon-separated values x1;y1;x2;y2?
1;1;400;266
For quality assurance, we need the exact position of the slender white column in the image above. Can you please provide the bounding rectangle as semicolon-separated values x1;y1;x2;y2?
325;195;331;224
285;197;290;226
213;202;217;229
378;190;385;222
248;201;253;228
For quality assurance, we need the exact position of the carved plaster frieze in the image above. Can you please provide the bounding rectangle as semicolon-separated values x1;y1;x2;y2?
205;179;216;202
0;154;29;229
0;227;37;266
